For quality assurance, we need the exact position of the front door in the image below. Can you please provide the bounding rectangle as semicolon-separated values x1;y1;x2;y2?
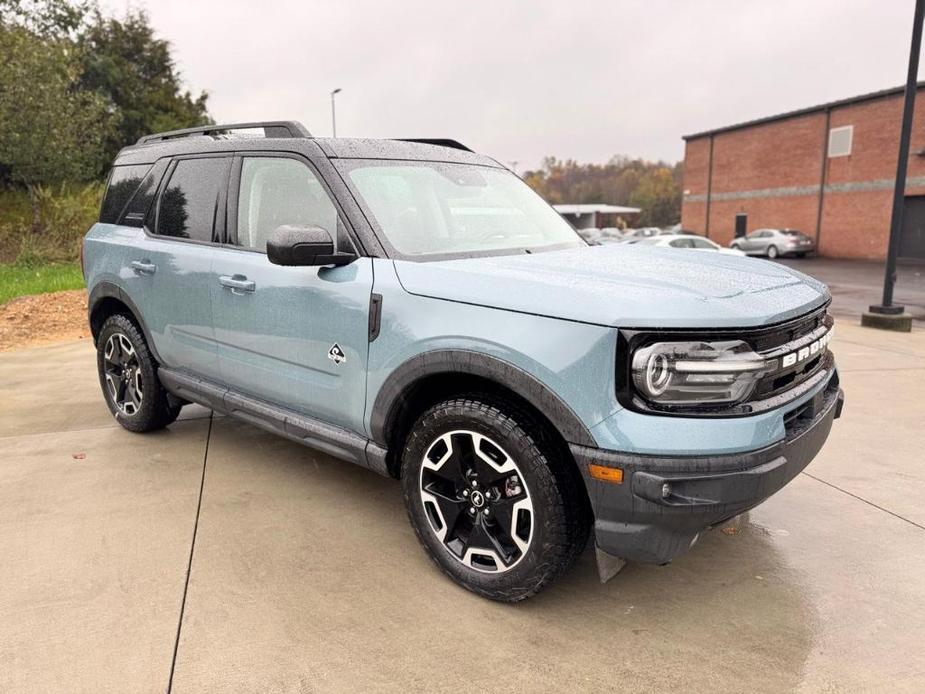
209;154;372;433
900;196;925;261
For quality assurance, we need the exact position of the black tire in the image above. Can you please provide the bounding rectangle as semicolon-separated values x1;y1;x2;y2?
767;245;779;259
401;397;590;602
96;313;182;433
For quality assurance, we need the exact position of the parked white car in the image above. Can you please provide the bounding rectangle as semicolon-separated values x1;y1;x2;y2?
621;227;676;242
635;234;746;256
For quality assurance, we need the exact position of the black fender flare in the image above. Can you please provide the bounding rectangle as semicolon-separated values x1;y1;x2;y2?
369;349;597;448
88;281;163;363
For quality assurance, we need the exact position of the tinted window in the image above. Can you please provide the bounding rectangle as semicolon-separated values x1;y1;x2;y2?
100;164;151;223
155;158;229;242
669;238;693;248
236;157;338;252
120;160;168;228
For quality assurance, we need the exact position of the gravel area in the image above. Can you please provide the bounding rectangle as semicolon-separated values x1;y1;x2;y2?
0;289;90;351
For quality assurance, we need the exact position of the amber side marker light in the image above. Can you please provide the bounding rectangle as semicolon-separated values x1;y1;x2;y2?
588;464;623;484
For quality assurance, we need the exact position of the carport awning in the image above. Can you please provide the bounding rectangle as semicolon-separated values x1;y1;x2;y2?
553;204;641;215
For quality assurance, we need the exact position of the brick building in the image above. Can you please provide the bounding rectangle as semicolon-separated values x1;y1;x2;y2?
681;84;925;261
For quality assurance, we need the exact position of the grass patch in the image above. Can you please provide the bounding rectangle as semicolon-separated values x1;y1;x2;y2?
0;262;85;305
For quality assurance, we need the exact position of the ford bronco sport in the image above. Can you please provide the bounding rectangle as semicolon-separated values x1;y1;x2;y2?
83;121;844;602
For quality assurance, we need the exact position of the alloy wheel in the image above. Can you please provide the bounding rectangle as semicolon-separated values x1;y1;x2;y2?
419;430;534;573
103;333;143;416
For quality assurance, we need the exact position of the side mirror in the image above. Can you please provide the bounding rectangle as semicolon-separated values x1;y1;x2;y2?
266;225;356;267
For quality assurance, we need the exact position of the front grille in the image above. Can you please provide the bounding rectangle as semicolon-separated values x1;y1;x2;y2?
751;309;833;401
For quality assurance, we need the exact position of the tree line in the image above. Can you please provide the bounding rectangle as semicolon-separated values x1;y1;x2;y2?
0;0;211;230
523;156;683;227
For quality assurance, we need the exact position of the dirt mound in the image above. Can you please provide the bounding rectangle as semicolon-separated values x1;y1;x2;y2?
0;289;90;351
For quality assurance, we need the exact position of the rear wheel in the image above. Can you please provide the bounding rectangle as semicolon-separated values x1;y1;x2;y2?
96;314;182;432
401;397;589;602
767;245;779;259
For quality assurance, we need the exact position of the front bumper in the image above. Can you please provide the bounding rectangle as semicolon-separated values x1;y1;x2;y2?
571;375;844;565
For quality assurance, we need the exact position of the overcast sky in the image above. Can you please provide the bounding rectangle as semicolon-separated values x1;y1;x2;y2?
102;0;921;170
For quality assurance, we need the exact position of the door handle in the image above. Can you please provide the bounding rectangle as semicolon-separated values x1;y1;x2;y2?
219;274;256;294
130;260;157;275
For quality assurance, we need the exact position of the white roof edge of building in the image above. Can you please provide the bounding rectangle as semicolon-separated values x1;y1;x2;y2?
552;204;641;215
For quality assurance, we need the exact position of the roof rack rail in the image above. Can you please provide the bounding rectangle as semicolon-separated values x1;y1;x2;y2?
137;121;312;145
395;138;472;152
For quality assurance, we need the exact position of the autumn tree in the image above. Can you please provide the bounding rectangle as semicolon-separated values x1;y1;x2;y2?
523;156;682;226
629;167;683;227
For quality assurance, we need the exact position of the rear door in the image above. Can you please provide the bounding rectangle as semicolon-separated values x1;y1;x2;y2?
209;153;373;433
125;155;230;380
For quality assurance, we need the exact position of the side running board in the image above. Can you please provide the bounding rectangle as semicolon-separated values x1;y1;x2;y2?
158;367;389;477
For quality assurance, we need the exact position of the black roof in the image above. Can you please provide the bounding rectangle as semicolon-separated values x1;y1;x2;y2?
682;82;925;141
117;120;500;168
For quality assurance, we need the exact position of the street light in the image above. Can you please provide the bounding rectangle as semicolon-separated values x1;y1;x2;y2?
863;0;922;332
330;88;342;138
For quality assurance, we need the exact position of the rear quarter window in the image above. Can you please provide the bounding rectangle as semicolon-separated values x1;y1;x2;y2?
100;164;152;224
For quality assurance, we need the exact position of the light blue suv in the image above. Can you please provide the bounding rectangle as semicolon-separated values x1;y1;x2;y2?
83;121;844;601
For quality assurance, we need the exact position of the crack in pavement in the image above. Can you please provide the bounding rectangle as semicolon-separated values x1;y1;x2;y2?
801;471;925;532
167;412;213;694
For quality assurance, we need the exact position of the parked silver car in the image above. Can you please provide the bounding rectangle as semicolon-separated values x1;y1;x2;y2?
730;228;815;259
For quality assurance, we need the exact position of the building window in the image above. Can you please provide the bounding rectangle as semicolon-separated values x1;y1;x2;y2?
828;125;853;158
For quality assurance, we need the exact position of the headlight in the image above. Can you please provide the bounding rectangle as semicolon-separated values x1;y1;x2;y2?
631;340;772;407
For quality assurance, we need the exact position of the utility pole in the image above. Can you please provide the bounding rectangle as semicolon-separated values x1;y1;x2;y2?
862;0;922;332
330;88;342;138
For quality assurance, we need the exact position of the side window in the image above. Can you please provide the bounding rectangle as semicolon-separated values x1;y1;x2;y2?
120;160;168;228
155;158;229;242
670;238;693;248
690;238;714;249
100;164;151;223
236;157;339;252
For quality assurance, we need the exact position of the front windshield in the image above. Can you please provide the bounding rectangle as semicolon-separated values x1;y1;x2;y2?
339;160;584;258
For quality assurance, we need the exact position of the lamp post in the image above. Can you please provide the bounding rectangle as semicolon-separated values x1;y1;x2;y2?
330;88;342;138
862;0;922;332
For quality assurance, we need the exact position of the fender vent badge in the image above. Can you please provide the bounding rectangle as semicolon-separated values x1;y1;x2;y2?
328;343;346;365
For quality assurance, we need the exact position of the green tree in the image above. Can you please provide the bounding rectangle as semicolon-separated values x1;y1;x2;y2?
0;0;88;38
0;24;110;230
629;167;682;227
79;8;211;169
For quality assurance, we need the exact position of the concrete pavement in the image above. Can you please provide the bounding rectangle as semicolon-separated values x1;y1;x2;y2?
1;325;924;693
777;257;925;321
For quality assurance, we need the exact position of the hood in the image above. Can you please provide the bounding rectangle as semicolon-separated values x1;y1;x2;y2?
393;245;829;329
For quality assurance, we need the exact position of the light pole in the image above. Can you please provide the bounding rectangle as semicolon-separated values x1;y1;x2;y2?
330;88;342;138
863;0;922;332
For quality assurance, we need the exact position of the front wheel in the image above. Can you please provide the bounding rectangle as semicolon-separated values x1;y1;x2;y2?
767;245;779;259
96;313;182;432
401;397;590;602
